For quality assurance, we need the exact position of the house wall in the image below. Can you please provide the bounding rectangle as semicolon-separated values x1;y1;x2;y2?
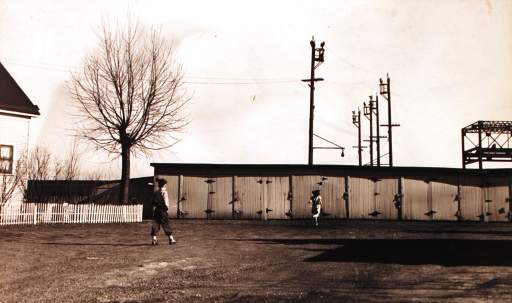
0;113;30;207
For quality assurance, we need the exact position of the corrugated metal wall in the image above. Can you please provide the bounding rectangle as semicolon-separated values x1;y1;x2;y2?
349;177;374;219
265;176;290;219
237;176;263;219
403;179;429;221
291;176;319;219
154;171;511;222
484;186;509;222
375;178;399;220
431;182;458;221
459;185;483;221
181;177;208;219
319;176;346;219
348;177;398;220
209;177;233;219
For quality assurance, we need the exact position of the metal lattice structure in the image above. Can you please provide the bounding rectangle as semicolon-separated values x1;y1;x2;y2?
462;121;512;169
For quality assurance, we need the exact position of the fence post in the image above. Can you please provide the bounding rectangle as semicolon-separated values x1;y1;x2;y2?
33;204;37;225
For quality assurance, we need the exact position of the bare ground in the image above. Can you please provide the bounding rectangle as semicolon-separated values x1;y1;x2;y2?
2;220;512;302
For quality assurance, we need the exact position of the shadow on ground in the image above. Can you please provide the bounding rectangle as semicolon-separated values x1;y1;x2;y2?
243;238;512;266
40;242;150;247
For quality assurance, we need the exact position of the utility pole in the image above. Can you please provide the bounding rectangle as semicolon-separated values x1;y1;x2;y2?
363;98;374;166
375;95;381;167
352;109;364;166
302;37;325;165
379;74;400;167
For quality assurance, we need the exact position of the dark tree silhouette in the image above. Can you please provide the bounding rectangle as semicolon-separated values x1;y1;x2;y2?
70;22;188;203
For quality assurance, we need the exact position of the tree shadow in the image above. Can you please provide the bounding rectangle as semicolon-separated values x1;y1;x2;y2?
40;242;151;247
248;238;512;266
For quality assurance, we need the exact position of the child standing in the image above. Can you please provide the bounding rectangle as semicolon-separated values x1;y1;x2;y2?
309;189;322;226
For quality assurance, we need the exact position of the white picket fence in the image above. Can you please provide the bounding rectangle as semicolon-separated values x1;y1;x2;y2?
0;203;143;226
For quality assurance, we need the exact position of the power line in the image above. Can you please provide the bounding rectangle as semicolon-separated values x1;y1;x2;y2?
186;75;300;81
1;58;76;70
363;152;389;166
2;60;302;85
183;80;300;85
2;61;73;73
1;58;381;89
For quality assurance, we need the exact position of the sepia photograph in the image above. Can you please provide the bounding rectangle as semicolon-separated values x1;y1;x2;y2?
1;0;512;302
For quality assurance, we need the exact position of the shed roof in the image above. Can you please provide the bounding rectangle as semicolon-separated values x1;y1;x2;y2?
0;62;40;116
150;163;512;180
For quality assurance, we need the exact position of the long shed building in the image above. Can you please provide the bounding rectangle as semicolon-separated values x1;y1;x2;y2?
150;163;512;222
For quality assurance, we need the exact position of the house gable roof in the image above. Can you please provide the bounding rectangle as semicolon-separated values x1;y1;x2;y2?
0;62;40;116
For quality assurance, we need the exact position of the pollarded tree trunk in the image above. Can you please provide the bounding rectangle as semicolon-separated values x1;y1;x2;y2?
120;142;130;204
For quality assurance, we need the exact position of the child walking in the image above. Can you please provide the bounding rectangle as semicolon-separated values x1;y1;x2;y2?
151;178;177;245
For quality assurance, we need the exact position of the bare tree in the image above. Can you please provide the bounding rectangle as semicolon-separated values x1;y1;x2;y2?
82;169;112;181
70;21;188;203
18;146;54;203
27;146;52;181
3;145;94;204
54;141;82;181
0;152;28;206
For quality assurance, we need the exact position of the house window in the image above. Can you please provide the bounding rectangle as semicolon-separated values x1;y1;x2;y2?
0;145;13;174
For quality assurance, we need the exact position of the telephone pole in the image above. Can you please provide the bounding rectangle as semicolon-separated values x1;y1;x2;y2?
379;74;400;167
375;95;381;167
363;97;374;166
352;108;364;166
302;37;325;165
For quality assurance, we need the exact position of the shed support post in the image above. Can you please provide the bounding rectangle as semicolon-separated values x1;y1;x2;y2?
288;176;294;218
178;175;184;218
397;177;403;220
232;176;237;219
344;176;350;219
456;183;462;221
508;181;512;222
262;177;268;221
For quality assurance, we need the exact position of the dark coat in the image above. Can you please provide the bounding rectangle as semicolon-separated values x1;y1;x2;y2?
153;190;169;222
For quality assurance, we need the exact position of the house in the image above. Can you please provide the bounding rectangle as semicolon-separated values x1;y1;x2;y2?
0;62;40;206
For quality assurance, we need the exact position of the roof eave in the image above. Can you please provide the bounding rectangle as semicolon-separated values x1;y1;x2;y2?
0;108;40;118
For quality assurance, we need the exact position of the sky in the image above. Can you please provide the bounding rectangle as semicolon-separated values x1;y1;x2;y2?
0;0;511;178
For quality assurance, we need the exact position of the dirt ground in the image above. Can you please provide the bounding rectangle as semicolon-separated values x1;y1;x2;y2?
2;220;512;303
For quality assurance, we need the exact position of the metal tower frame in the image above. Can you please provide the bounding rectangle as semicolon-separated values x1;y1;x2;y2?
462;120;512;169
